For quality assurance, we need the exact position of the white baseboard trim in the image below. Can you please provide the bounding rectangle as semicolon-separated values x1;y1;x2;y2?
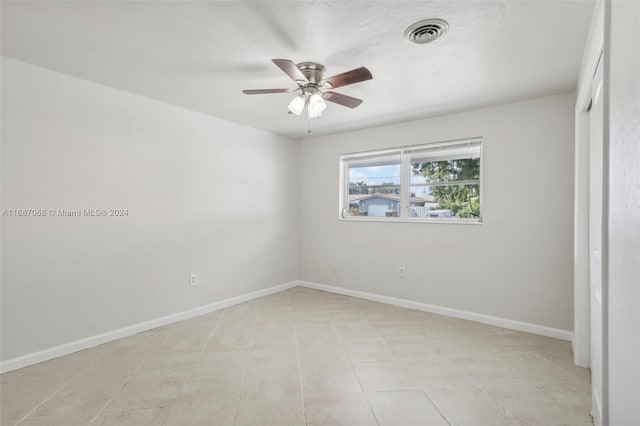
592;389;602;426
298;281;573;341
0;281;298;374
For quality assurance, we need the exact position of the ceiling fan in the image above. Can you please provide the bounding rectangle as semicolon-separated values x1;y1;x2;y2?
242;59;373;118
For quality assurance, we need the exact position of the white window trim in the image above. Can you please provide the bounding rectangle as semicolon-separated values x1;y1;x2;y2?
339;137;483;224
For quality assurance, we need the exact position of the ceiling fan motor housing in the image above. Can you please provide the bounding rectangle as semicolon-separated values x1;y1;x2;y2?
296;62;325;85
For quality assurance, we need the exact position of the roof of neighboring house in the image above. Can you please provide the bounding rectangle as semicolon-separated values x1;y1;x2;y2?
349;193;436;203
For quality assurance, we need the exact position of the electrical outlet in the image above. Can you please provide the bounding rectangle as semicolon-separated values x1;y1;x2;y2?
399;267;405;277
331;267;337;275
189;273;198;286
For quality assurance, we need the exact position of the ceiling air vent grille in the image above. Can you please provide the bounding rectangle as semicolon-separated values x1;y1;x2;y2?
404;19;449;44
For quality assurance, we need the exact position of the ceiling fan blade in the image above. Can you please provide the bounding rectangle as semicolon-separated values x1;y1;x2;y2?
272;59;308;83
242;89;290;95
323;66;372;89
324;91;363;109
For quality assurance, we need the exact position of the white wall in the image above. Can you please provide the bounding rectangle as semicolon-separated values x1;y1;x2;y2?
605;0;640;423
299;93;575;332
0;57;299;362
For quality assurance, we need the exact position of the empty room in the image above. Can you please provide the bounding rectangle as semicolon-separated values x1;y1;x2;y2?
1;1;638;425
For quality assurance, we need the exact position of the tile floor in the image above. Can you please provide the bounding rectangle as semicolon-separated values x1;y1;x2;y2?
1;287;593;426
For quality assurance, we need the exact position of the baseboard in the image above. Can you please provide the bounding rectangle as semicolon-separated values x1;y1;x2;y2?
592;389;602;426
0;281;298;374
298;281;573;341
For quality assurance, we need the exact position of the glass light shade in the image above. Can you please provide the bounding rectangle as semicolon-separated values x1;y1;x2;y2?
308;93;327;116
288;95;306;115
308;108;322;118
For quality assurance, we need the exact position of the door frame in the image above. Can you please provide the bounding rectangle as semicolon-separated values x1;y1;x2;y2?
573;1;603;369
574;2;608;425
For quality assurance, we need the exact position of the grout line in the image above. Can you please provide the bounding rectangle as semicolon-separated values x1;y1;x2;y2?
422;389;453;426
13;382;67;425
232;304;257;426
329;315;365;395
86;381;128;426
293;319;308;426
330;309;382;425
362;393;382;426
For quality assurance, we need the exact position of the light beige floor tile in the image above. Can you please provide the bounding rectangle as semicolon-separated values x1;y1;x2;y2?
329;311;368;323
501;332;572;355
243;363;302;399
498;353;583;383
408;358;475;389
235;398;305;425
305;393;377;426
293;311;332;325
480;382;584;425
352;360;419;391
205;327;253;350
135;351;199;379
366;390;449;426
251;326;297;350
109;329;170;351
466;334;532;356
178;374;245;404
91;406;169;425
442;317;507;335
5;348;103;385
385;337;440;359
364;313;409;324
538;381;593;423
451;355;526;385
248;347;298;366
300;360;362;396
162;401;238;426
107;375;185;410
16;415;88;425
218;310;258;328
344;339;395;362
159;329;211;352
30;375;126;421
0;378;62;423
295;324;338;340
173;311;222;330
86;347;152;377
298;340;348;366
429;336;492;358
426;386;519;426
254;313;296;327
197;348;249;366
539;352;592;383
398;310;444;322
334;323;381;341
372;323;421;339
190;353;248;379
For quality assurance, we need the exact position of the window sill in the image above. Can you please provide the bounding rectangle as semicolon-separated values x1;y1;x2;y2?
339;216;482;225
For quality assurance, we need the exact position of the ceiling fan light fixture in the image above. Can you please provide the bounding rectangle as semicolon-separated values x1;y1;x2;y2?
308;108;322;119
308;93;327;116
288;95;306;115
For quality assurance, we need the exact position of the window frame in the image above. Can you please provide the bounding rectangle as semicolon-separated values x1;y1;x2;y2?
339;137;483;224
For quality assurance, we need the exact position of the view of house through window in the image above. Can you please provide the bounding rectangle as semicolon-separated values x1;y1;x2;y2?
341;139;482;222
347;152;401;218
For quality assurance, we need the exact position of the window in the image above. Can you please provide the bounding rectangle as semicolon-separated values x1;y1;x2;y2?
340;138;482;223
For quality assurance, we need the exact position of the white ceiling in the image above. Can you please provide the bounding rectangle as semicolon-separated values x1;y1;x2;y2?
1;1;594;139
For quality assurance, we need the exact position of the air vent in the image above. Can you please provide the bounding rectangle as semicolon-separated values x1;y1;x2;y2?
404;19;449;44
